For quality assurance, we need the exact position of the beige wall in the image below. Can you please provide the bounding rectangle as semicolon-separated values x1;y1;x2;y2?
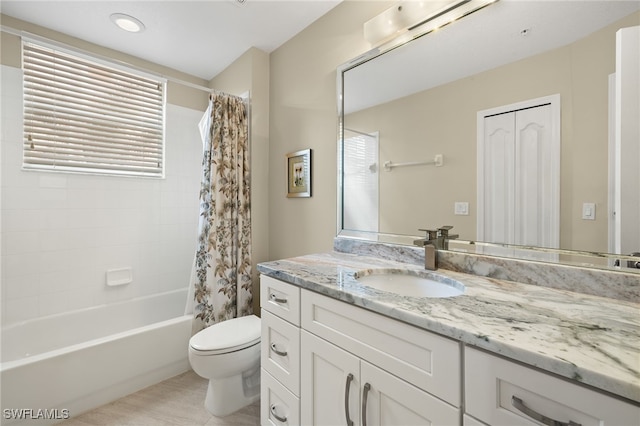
345;11;639;253
268;1;393;260
209;47;270;314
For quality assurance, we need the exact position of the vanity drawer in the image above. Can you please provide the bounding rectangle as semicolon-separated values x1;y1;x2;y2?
261;310;300;396
260;275;300;326
261;369;300;426
465;347;640;426
301;289;461;406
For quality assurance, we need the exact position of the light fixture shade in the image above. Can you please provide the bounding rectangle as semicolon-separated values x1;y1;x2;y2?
364;0;496;47
110;13;145;33
364;1;458;46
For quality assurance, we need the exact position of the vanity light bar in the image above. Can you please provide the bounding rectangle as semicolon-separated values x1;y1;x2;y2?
364;0;498;47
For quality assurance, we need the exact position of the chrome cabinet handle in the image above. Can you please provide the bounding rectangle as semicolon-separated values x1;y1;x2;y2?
344;373;354;426
512;396;582;426
270;342;288;357
362;383;371;426
270;404;287;423
270;293;288;304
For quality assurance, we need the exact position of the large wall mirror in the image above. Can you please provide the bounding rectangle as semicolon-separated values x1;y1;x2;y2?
338;0;640;271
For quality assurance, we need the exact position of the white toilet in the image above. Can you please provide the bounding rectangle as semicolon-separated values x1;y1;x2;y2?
188;314;261;417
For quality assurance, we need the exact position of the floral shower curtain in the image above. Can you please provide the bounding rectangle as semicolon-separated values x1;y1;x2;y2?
190;92;252;333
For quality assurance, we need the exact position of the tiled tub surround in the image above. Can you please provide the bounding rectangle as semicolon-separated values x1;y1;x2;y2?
257;251;640;405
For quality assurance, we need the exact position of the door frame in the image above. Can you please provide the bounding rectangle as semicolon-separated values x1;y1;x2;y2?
477;94;561;246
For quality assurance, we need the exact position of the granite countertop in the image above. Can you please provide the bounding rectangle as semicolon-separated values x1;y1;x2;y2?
257;251;640;404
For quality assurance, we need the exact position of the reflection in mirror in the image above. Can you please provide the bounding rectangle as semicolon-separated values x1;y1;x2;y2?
338;0;640;271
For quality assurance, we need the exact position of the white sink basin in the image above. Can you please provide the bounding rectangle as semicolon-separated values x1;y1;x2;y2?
354;269;465;298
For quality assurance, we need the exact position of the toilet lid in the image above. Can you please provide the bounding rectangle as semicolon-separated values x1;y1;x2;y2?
190;315;261;354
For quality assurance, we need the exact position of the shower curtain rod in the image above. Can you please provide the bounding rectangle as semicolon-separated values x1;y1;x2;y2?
2;25;217;95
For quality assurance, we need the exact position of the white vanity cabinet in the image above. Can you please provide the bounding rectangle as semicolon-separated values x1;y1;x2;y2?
260;274;639;426
464;347;640;426
260;275;461;425
301;330;459;425
260;276;301;425
300;288;461;425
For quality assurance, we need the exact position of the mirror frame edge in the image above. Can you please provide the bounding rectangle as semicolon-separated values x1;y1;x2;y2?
335;0;640;274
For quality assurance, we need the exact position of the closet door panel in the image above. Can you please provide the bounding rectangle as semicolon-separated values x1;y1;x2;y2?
514;104;556;247
481;112;515;244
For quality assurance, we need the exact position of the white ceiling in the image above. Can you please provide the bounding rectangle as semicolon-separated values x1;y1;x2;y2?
0;0;342;81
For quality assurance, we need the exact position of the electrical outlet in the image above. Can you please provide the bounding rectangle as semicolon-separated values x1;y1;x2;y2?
454;202;469;216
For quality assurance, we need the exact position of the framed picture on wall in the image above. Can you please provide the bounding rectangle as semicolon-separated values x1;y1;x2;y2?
286;149;312;198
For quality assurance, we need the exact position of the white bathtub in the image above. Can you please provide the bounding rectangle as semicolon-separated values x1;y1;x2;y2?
0;289;193;425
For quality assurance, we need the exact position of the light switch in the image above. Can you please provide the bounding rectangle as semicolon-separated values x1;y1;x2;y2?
582;203;596;220
454;202;469;216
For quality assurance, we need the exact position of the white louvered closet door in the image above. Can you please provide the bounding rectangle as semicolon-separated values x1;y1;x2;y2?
478;100;559;248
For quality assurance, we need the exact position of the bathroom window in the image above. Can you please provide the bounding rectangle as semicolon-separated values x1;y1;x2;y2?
22;40;165;178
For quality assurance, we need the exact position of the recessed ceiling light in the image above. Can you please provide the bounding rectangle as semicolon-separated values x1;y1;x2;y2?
110;13;145;33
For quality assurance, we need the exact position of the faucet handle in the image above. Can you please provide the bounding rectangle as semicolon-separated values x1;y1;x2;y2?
438;226;454;238
419;228;439;240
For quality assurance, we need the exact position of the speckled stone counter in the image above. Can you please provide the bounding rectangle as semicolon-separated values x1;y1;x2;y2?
257;251;640;404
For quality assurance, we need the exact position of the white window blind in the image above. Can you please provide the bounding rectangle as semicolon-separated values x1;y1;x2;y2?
22;40;165;177
343;132;379;232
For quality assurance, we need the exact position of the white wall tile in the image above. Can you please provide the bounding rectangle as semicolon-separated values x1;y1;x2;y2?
39;209;70;230
2;231;39;255
38;290;69;316
39;250;72;273
3;296;39;324
39;229;71;251
39;174;68;189
2;252;37;279
39;270;75;294
2;210;40;232
1;76;204;325
2;187;40;209
66;188;97;209
3;273;39;300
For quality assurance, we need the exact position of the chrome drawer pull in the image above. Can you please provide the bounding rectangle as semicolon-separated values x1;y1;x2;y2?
345;373;354;426
270;343;288;357
270;293;288;304
512;396;582;426
362;383;371;426
270;404;287;423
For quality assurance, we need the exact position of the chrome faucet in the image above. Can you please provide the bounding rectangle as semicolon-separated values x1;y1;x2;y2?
413;226;459;270
614;252;640;269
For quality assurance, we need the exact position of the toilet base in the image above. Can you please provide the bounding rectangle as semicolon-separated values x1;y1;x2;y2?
204;366;260;417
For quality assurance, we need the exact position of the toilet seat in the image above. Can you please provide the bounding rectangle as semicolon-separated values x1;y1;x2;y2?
190;315;261;355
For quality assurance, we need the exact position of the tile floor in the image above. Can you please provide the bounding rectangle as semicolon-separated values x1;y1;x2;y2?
60;370;260;426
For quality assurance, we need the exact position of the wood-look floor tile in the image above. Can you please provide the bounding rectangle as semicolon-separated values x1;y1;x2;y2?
59;370;260;426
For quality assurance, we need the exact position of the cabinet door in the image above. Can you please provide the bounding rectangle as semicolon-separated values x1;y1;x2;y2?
360;361;459;426
301;330;360;426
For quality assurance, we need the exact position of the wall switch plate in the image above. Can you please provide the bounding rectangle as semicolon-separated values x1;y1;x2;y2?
582;202;596;220
454;202;469;215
